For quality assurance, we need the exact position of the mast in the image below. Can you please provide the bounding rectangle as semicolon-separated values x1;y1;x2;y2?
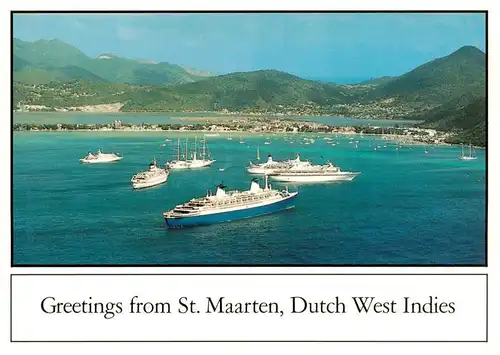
193;136;197;161
177;138;180;160
461;143;464;157
257;144;260;160
469;142;472;157
185;139;188;161
202;138;206;161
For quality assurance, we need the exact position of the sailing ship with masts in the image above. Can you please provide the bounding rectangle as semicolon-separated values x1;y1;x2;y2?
459;142;478;161
166;137;216;169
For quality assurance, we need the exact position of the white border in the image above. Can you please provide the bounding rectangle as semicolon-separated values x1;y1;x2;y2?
2;0;498;353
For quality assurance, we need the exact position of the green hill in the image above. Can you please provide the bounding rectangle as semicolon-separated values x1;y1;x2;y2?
122;70;355;112
12;42;486;136
418;95;486;146
13;38;211;85
368;46;486;106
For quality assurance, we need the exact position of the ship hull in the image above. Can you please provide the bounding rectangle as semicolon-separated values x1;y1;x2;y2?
459;156;478;161
168;160;215;169
132;174;168;189
165;193;297;228
269;172;359;182
80;156;122;164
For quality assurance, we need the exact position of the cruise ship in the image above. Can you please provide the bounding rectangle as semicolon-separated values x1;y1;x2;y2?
269;162;360;182
163;176;298;227
131;159;169;189
247;154;312;174
167;137;215;169
79;149;122;164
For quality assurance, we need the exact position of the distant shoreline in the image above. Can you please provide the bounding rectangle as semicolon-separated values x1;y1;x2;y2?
13;110;422;123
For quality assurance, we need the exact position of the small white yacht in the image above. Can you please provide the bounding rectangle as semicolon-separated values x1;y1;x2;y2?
131;159;169;189
459;143;478;161
79;149;122;164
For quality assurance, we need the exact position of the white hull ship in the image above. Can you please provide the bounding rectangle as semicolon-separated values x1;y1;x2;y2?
247;154;312;175
79;149;122;164
163;176;298;227
167;137;215;169
131;159;169;189
269;162;360;182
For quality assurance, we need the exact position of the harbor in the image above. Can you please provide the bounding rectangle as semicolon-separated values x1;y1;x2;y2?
13;131;486;265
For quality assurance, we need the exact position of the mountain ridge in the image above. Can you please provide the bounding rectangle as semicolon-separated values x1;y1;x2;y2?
13;38;212;85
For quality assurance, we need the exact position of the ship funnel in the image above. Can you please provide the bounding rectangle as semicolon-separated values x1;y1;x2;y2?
264;174;269;190
215;182;227;198
250;177;261;193
267;154;273;163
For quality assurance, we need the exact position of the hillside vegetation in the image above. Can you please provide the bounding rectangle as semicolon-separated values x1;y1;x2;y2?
13;41;487;145
13;38;211;85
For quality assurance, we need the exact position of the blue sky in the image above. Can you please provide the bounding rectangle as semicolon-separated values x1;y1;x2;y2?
13;13;486;82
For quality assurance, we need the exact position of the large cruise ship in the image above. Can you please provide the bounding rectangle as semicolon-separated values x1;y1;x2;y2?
167;137;215;169
269;162;360;182
163;176;298;227
247;154;312;174
131;159;169;189
79;149;122;164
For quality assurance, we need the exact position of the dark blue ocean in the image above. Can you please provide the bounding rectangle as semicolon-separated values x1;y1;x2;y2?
13;131;486;265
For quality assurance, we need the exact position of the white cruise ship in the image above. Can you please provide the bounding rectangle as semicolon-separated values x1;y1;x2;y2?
131;159;169;189
247;154;312;175
269;162;360;182
163;176;298;227
79;149;122;164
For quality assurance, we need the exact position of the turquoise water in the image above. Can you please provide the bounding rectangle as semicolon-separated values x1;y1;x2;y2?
13;132;486;265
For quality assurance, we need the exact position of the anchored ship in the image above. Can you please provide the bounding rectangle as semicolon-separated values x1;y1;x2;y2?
163;176;298;228
247;154;312;175
131;159;169;189
459;142;478;161
79;149;122;164
167;137;215;169
269;162;360;182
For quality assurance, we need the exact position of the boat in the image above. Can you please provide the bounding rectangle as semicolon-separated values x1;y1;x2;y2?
459;143;478;161
204;133;219;137
239;136;245;144
187;136;216;168
165;138;172;142
163;176;298;228
269;162;360;183
166;138;190;169
79;149;122;164
166;137;215;169
131;159;169;189
264;138;272;145
247;154;312;175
